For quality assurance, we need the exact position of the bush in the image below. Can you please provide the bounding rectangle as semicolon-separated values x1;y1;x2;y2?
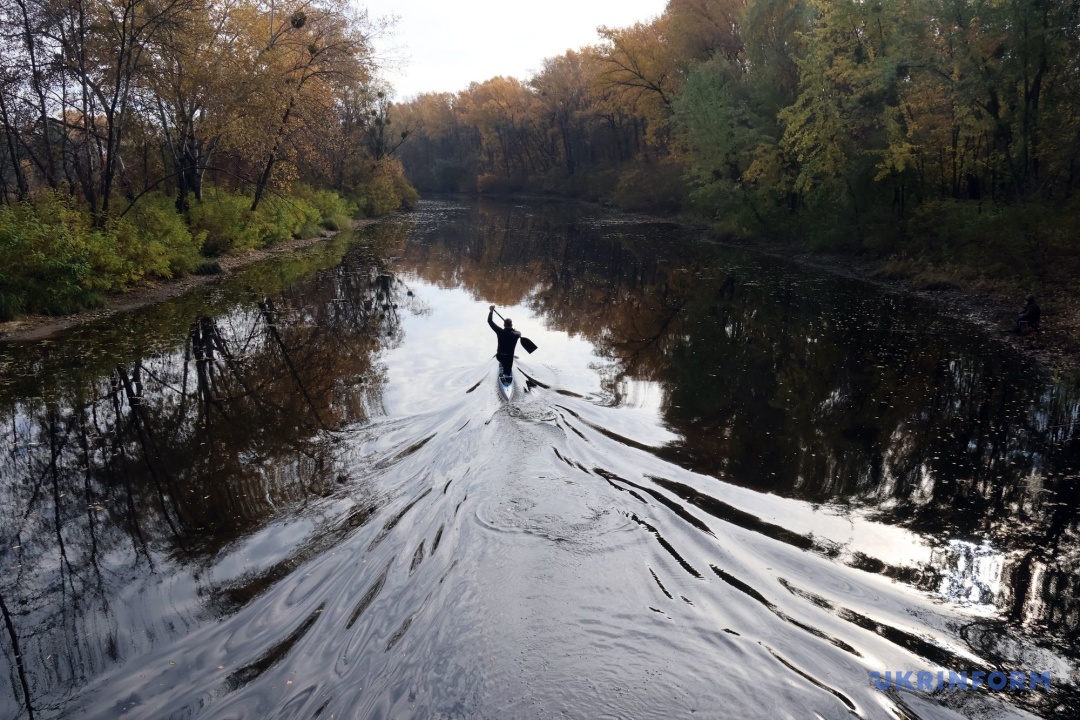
189;187;323;254
293;184;357;231
0;193;122;317
883;198;1080;290
0;191;209;318
432;159;469;192
114;193;203;277
905;200;1030;279
356;159;419;217
189;188;261;256
608;160;687;214
685;176;753;232
475;173;502;194
253;195;321;244
476;172;524;195
0;182;364;321
0;282;19;321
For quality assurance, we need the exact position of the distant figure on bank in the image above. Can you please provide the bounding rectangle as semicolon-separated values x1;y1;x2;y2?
1015;295;1040;334
489;305;520;376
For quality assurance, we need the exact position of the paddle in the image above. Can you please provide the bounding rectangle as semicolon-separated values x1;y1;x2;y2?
492;308;538;353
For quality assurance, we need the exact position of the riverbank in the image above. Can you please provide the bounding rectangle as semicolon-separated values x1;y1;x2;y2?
3;195;1076;376
0;219;378;343
588;201;1077;372
713;232;1080;374
579;197;1080;373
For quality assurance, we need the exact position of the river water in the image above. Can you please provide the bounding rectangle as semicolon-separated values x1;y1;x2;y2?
1;198;1078;719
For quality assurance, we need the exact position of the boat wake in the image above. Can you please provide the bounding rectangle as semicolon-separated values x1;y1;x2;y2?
63;357;1062;720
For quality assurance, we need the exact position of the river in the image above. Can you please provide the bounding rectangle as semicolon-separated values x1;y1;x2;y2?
1;198;1078;719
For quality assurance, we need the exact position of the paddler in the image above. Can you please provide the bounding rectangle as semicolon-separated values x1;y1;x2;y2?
488;305;521;377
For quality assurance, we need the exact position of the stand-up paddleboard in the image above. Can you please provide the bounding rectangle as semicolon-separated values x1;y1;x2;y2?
498;368;514;401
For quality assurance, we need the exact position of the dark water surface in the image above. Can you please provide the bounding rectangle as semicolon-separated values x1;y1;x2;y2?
1;198;1079;719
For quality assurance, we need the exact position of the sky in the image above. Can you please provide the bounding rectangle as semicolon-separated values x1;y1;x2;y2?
358;0;669;100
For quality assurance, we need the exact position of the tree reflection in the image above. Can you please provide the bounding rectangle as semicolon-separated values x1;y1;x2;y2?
395;200;1080;662
0;231;409;717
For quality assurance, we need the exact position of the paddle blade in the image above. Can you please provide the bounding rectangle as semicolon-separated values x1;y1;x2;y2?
520;336;538;354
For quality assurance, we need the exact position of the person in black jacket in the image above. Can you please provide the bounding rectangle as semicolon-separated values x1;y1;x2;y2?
1015;295;1040;334
488;305;521;377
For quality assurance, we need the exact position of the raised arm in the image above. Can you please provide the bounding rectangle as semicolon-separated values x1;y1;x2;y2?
488;306;499;333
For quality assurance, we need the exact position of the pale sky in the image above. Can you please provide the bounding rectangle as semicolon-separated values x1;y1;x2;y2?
358;0;668;99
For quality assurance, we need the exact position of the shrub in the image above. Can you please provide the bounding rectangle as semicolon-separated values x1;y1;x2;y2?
905;200;1030;279
475;173;502;194
476;172;524;195
188;187;322;253
0;193;114;317
0;191;210;319
252;195;321;245
114;193;203;277
0;280;19;321
432;159;468;192
189;188;262;255
608;160;687;214
0;182;364;321
356;159;420;216
293;184;358;231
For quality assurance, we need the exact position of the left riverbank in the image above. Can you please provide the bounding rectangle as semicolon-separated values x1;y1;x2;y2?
0;219;379;343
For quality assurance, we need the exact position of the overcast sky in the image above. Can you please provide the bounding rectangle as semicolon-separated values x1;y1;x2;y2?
359;0;668;100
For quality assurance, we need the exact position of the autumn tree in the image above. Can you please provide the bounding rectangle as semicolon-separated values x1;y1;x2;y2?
458;76;537;186
147;0;249;212
61;0;195;220
394;91;477;191
387;0;1080;274
531;52;592;176
243;0;374;211
592;16;679;144
665;0;746;63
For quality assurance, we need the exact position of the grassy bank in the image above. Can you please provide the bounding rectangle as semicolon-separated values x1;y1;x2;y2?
0;174;417;322
0;222;410;402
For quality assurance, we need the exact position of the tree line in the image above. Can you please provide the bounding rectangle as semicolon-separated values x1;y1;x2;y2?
0;0;417;318
394;0;1080;279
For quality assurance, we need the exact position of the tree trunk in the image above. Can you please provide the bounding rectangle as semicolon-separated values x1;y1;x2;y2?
252;98;296;212
0;89;29;200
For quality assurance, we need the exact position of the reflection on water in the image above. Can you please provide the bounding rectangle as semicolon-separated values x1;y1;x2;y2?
1;199;1078;719
934;540;1004;612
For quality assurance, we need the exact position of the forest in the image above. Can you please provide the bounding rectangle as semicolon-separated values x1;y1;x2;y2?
0;0;416;318
394;0;1080;289
3;0;1078;323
